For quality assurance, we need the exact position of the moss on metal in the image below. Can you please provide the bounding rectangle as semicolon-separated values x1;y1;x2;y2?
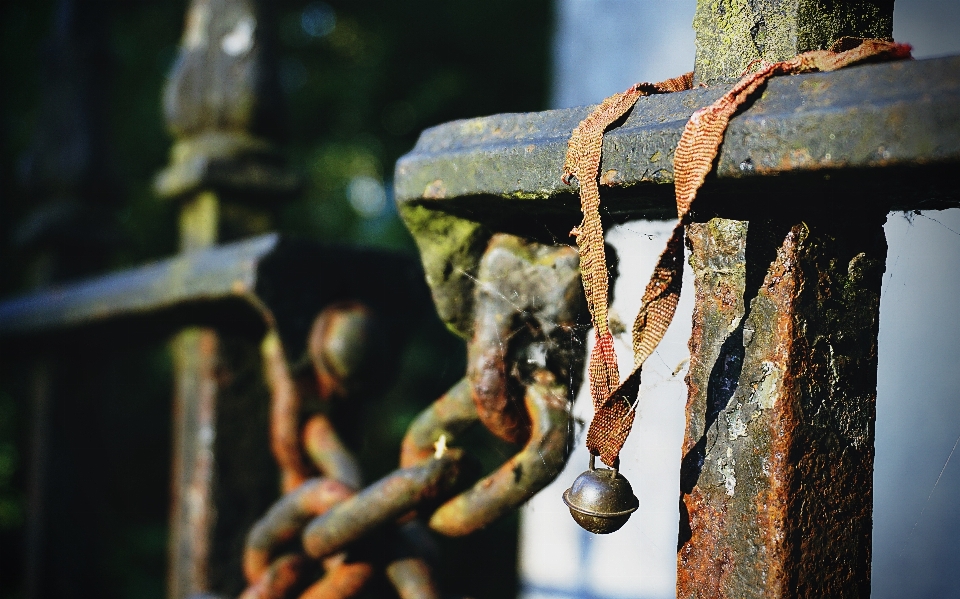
693;0;894;84
399;203;492;338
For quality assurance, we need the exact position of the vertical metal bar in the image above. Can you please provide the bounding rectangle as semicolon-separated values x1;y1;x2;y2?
678;3;895;596
169;328;220;596
679;217;886;597
159;1;292;595
167;191;221;598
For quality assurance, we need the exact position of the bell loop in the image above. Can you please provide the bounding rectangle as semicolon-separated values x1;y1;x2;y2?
588;453;619;477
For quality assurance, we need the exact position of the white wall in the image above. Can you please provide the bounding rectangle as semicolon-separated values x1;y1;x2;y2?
520;221;692;599
519;2;960;597
873;210;960;599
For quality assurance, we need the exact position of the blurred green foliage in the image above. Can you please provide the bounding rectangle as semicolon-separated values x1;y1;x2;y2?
1;0;553;597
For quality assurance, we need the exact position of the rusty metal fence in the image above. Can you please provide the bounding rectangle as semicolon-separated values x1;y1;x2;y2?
2;0;959;598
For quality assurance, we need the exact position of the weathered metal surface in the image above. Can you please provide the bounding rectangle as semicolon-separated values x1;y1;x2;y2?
157;0;296;201
673;7;892;596
157;2;300;595
301;452;464;559
400;378;477;469
163;0;281;140
192;333;278;597
155;133;300;201
0;236;429;352
0;234;276;337
395;55;960;219
429;372;572;536
307;302;393;401
385;557;441;599
169;329;221;596
302;415;363;491
268;210;580;594
261;329;312;493
677;216;884;598
693;1;893;85
379;234;583;538
243;478;355;583
395;54;959;338
244;295;442;598
237;553;312;599
468;234;583;444
0;235;427;599
298;558;374;599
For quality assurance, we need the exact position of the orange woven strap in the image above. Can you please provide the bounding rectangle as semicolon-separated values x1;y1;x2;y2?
582;222;685;460
567;39;910;466
674;39;912;218
563;73;694;420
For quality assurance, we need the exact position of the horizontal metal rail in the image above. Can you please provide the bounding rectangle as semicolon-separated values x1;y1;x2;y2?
396;55;960;223
0;235;430;359
0;235;277;337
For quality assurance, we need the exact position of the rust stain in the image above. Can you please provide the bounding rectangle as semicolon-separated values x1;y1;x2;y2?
716;279;739;309
428;372;570;536
677;490;734;599
758;226;802;597
778;147;814;170
261;329;310;493
299;559;375;599
680;219;880;598
467;234;581;445
679;222;801;598
243;478;355;583
386;557;440;599
599;169;621;186
302;414;363;490
400;378;477;469
469;336;529;444
301;451;463;559
237;553;309;599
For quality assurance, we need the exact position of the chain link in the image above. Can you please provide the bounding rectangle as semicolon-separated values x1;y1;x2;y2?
240;234;586;597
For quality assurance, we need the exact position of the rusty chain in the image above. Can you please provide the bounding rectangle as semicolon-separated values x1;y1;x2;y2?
244;302;442;599
239;234;586;598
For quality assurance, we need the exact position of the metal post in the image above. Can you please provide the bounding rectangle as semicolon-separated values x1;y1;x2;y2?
692;0;894;85
677;3;894;596
158;0;295;596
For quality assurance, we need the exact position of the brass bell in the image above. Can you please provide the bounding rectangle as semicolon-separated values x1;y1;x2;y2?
562;454;638;534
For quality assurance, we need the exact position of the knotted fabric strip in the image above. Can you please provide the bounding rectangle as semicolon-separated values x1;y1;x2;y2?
565;38;911;466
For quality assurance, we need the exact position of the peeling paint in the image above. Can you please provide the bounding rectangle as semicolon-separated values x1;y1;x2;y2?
754;361;780;410
728;414;747;439
719;447;737;496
